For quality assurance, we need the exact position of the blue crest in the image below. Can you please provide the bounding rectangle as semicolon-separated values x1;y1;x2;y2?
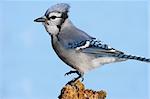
45;3;70;16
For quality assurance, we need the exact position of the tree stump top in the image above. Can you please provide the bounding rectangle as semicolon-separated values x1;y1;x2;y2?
59;80;107;99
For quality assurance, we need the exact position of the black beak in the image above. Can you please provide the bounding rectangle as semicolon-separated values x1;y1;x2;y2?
34;17;46;22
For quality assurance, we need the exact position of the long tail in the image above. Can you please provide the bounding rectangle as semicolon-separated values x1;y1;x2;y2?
113;53;150;63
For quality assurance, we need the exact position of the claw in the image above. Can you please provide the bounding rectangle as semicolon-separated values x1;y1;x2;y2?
65;70;84;85
81;77;84;82
64;70;78;76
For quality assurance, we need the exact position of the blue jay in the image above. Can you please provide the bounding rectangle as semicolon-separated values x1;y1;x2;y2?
34;3;150;83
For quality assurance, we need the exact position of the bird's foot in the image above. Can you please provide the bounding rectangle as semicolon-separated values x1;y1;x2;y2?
65;71;84;85
64;70;78;76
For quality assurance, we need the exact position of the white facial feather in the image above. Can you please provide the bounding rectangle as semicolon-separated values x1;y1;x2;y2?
44;12;63;35
49;12;62;18
44;24;59;35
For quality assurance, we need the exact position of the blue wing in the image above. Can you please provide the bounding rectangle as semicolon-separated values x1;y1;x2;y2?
57;23;95;48
57;22;123;56
68;39;124;57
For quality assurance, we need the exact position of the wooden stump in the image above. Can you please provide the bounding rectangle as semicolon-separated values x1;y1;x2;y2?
58;80;107;99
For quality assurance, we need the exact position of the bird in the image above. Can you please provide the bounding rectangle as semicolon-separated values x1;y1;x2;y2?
34;3;150;83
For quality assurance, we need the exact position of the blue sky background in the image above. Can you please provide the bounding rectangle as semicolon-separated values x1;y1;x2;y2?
0;0;150;99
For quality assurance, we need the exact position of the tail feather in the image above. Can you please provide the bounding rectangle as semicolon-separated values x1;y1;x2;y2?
113;53;150;63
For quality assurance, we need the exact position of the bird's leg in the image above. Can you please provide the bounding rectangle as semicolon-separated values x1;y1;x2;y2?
66;71;84;85
76;71;84;82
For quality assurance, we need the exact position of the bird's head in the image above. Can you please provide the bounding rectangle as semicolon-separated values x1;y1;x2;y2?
34;3;70;35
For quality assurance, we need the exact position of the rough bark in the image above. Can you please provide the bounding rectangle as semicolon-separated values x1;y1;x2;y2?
58;80;107;99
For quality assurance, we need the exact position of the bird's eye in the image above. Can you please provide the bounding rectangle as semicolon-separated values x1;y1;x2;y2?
50;16;57;19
